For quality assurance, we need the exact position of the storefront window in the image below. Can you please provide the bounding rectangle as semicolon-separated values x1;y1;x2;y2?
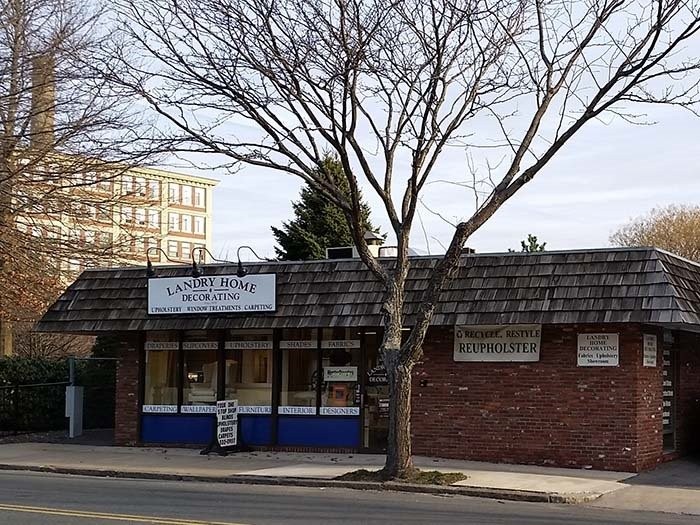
279;329;317;414
182;331;219;413
143;332;178;412
225;331;273;414
321;328;361;416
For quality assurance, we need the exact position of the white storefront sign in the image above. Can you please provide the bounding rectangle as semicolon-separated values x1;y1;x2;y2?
238;405;272;415
182;341;218;351
225;341;273;350
321;340;361;349
144;341;179;351
454;325;541;362
320;406;360;416
577;333;619;367
216;399;238;447
142;404;178;413
278;406;316;415
181;405;216;414
643;334;658;367
323;366;358;382
279;340;317;349
148;274;276;315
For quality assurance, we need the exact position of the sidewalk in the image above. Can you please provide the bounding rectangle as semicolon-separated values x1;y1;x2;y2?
0;442;631;503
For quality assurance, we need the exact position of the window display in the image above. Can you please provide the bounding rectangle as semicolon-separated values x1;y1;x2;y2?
321;328;360;415
225;331;273;413
143;333;178;411
182;335;218;410
279;329;317;414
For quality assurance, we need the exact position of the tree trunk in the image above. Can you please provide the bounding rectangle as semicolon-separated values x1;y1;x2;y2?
382;352;416;479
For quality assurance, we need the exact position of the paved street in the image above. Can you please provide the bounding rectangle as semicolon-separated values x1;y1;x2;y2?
0;470;697;525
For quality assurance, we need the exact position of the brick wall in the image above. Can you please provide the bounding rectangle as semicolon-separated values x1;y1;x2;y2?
412;324;663;472
114;336;141;445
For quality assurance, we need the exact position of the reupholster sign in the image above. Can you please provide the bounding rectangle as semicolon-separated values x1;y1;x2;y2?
454;325;541;362
148;274;276;315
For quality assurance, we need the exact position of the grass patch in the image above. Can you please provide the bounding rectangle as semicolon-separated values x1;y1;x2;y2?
336;468;467;485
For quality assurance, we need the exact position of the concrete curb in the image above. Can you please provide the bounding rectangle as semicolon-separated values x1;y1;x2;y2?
0;463;601;504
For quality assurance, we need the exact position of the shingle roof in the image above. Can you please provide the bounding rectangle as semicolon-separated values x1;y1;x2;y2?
35;247;700;333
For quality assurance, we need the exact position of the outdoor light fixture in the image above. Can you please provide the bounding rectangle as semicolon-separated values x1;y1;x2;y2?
145;247;180;278
191;250;202;278
236;245;269;278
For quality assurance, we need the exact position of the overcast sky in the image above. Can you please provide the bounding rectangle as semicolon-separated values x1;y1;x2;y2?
199;102;698;261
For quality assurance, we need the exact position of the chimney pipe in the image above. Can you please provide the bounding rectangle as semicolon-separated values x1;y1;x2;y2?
30;54;55;149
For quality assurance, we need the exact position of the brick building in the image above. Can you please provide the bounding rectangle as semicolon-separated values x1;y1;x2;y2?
36;247;700;472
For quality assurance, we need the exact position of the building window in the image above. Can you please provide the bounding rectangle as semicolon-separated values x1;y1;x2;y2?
135;177;147;196
182;333;219;408
181;241;191;259
135;238;145;254
181;185;192;206
84;230;96;244
168;212;179;232
168;183;179;203
98;175;112;191
148;179;160;199
144;333;178;408
320;328;361;415
148;210;160;228
194;216;205;235
167;240;178;257
194;187;205;208
225;331;273;411
279;329;318;414
121;206;133;224
181;214;192;233
122;176;133;194
135;208;146;226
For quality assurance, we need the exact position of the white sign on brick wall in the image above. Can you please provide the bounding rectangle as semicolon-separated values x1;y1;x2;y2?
454;325;541;362
643;334;657;367
577;333;619;367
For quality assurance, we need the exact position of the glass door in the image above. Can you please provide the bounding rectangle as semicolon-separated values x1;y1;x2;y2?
362;331;389;451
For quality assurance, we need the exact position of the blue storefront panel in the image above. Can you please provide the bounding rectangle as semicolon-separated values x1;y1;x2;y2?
141;415;214;444
141;414;273;446
277;416;360;447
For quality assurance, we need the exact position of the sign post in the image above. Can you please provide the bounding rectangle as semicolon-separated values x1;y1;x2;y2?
200;399;242;455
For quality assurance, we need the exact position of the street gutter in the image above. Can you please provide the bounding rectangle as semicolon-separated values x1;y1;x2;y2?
0;463;602;504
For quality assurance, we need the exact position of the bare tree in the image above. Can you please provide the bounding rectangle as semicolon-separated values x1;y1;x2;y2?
611;204;700;261
0;0;155;352
112;0;700;478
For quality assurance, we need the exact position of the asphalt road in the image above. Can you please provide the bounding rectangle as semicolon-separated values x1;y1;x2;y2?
0;470;695;525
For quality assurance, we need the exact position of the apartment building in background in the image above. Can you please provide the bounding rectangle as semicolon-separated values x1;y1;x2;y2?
60;166;219;271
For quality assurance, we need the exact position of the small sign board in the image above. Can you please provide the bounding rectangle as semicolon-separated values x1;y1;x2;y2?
454;325;541;362
148;274;276;315
216;400;238;447
643;334;657;367
577;333;619;367
367;364;388;385
323;366;358;382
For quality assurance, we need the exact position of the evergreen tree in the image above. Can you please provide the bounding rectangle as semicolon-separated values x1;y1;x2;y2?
272;158;378;260
510;234;547;253
521;234;546;252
